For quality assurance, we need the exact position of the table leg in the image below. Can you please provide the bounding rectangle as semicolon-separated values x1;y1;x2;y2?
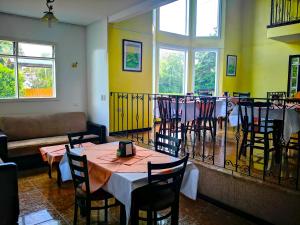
56;163;62;187
48;164;52;179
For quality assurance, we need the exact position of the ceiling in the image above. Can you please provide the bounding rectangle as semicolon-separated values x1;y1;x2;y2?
0;0;148;26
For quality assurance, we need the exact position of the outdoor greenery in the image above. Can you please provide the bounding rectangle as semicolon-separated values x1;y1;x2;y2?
159;50;184;94
158;49;216;94
0;40;54;98
194;51;216;93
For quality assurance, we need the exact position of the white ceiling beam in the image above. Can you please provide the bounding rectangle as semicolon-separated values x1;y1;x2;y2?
108;0;176;23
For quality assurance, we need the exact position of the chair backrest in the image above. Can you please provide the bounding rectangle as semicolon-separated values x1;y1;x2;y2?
233;92;251;98
68;131;101;148
155;133;181;157
0;163;19;225
147;154;189;194
267;91;286;104
198;97;216;120
65;145;91;195
157;97;173;121
238;100;272;133
197;91;213;96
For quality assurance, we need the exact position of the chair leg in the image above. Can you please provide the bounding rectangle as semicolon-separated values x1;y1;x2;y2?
86;200;91;225
130;206;138;225
120;203;126;225
147;209;152;225
104;198;108;223
171;202;179;225
73;199;78;225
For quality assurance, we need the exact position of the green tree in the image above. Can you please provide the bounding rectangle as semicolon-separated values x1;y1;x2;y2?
194;51;216;93
159;51;184;94
0;63;16;98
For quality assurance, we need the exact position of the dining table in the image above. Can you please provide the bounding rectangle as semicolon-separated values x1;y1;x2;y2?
229;104;300;143
59;142;199;224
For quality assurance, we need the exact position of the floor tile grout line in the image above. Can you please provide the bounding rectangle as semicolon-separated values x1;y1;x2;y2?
26;177;71;225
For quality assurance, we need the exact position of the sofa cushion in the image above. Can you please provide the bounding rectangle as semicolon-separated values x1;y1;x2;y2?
0;112;87;141
8;136;69;158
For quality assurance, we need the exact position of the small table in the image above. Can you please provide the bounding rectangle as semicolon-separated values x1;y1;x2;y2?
59;142;199;224
39;142;95;186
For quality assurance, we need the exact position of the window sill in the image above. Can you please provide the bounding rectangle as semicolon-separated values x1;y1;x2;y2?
0;98;59;103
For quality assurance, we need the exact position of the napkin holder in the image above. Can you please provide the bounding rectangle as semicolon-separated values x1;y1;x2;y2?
117;141;135;157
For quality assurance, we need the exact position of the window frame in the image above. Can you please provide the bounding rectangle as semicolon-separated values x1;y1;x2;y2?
156;43;189;95
194;0;222;39
0;37;57;101
192;48;220;96
157;0;190;37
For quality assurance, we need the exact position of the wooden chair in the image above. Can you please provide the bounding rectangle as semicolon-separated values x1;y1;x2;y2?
238;101;276;175
197;91;213;96
131;154;189;225
267;91;286;105
68;131;104;148
0;162;19;225
184;97;217;140
66;145;119;225
155;133;181;157
157;97;180;135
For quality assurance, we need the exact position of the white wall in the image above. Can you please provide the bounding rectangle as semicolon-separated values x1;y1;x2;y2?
86;19;110;128
0;13;87;115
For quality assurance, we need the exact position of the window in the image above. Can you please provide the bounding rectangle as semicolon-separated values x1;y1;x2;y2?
159;0;188;35
158;47;187;94
0;40;55;99
193;50;218;94
196;0;220;37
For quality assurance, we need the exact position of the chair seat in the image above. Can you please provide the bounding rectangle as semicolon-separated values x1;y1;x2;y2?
133;186;176;211
76;187;113;200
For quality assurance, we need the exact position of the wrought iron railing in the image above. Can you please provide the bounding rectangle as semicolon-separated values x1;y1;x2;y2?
269;0;300;27
110;92;300;190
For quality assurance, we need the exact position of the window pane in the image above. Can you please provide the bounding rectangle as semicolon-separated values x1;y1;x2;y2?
196;0;219;37
18;42;53;58
194;50;217;94
18;58;55;98
159;48;186;94
0;56;17;98
0;40;14;55
159;0;187;35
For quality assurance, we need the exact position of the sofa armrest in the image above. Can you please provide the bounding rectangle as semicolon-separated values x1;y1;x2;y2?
0;130;8;162
0;162;19;224
87;122;107;144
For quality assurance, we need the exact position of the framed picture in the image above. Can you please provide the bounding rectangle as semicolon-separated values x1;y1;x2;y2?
122;39;142;72
226;55;237;76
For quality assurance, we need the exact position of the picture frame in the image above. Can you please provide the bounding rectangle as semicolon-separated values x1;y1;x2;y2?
226;55;237;76
122;39;142;72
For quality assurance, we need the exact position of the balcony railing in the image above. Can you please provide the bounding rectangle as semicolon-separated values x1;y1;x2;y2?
110;92;300;191
268;0;300;27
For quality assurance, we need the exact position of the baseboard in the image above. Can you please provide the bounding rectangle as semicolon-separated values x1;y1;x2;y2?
197;193;273;225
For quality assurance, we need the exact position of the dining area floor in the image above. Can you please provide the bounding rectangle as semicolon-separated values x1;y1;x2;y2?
18;167;256;225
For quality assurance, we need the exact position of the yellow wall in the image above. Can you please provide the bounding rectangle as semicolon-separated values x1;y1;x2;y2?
108;13;153;132
240;0;300;97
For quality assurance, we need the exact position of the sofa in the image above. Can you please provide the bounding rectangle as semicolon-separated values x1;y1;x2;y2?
0;112;106;167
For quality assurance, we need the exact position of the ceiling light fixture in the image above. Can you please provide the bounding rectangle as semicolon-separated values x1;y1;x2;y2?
41;0;58;28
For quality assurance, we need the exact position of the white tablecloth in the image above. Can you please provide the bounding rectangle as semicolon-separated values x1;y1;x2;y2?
180;99;227;123
59;146;199;223
229;106;300;142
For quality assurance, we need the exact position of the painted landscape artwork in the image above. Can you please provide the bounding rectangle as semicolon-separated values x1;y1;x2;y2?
226;55;237;76
123;39;142;72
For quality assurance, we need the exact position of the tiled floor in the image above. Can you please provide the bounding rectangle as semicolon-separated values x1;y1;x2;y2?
18;167;257;225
